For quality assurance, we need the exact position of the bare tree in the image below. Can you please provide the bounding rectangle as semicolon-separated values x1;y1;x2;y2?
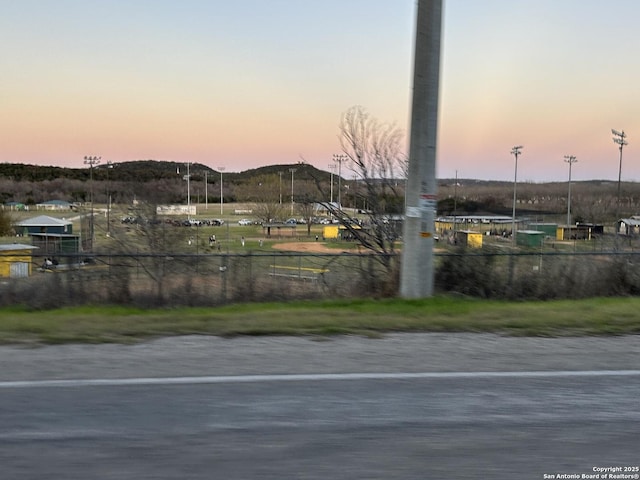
313;106;407;295
0;208;14;236
322;106;406;262
235;174;286;225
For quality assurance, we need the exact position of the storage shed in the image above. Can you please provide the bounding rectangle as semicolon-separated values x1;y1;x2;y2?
0;244;38;278
454;230;483;248
516;230;545;247
557;224;598;241
526;222;557;237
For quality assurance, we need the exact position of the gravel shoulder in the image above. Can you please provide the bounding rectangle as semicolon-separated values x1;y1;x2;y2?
1;333;639;382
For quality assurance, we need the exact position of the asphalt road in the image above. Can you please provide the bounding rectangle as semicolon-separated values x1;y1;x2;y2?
1;334;639;479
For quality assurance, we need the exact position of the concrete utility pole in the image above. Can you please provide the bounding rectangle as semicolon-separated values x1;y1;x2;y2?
400;0;443;298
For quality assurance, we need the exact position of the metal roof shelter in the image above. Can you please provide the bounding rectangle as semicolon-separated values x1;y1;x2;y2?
617;218;640;236
14;215;73;235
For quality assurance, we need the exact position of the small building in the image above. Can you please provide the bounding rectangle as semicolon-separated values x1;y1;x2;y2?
436;215;515;236
516;230;545;247
323;225;340;240
557;224;600;241
3;201;27;211
13;215;81;256
454;230;483;248
29;233;81;255
322;224;363;240
14;215;73;236
36;200;75;211
0;244;38;278
616;218;640;236
526;222;557;237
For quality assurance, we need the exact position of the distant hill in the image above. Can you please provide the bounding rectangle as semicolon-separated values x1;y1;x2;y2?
0;160;332;183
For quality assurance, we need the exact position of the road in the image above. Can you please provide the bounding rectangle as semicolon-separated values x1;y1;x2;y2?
1;334;639;479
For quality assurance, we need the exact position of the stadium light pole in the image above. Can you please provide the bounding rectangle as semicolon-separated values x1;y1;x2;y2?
564;155;577;232
106;160;113;236
333;154;347;208
511;146;523;246
289;168;297;215
328;163;336;204
218;167;225;215
83;155;100;249
178;162;191;219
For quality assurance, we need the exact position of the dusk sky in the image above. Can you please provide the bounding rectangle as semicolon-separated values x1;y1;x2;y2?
2;1;638;182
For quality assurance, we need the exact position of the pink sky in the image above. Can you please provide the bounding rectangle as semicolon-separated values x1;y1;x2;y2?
2;1;638;181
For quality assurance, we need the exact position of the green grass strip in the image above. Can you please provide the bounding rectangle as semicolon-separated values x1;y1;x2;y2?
1;297;639;345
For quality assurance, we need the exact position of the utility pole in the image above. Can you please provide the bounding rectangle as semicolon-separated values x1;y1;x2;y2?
612;129;628;221
400;0;442;298
510;146;523;245
333;154;347;208
278;171;283;205
83;155;100;250
564;155;577;233
218;167;225;215
289;168;297;216
205;171;208;210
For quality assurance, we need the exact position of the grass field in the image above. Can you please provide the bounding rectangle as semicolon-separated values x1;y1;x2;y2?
1;296;639;345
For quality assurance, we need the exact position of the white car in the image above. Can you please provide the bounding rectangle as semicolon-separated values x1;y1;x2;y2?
238;219;253;226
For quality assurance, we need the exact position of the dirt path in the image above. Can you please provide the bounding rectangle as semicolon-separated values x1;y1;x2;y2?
272;241;344;254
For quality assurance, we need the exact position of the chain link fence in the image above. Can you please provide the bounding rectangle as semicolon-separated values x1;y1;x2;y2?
2;250;640;308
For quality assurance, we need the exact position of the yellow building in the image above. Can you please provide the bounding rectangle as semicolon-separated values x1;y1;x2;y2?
454;230;483;248
0;244;38;278
322;224;362;240
322;225;340;239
